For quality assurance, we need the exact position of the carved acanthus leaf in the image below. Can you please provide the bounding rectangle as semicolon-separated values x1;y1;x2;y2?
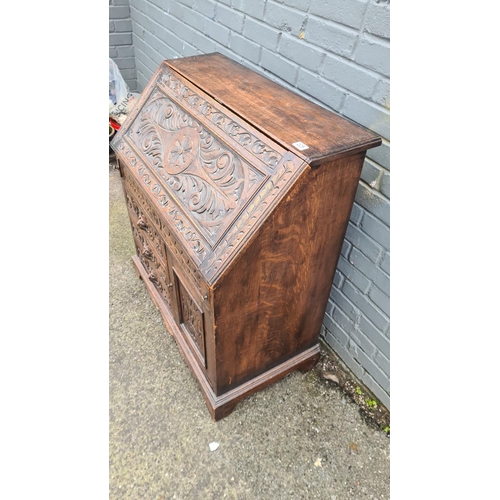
129;93;253;230
158;70;282;170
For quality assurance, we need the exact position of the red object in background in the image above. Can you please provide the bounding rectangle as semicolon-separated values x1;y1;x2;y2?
110;118;121;130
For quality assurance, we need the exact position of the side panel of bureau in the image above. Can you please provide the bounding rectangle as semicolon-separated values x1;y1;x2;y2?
213;152;366;395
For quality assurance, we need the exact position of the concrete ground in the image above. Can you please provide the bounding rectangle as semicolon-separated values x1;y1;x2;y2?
109;165;390;500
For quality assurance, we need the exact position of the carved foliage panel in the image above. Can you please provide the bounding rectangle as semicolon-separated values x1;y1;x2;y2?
114;68;307;285
125;191;167;263
204;153;307;282
123;166;205;293
124;183;174;309
157;68;284;171
134;227;173;311
118;132;213;265
126;88;266;246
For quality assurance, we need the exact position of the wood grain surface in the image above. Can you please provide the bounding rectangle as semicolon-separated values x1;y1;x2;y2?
112;54;382;419
213;152;366;394
167;53;381;166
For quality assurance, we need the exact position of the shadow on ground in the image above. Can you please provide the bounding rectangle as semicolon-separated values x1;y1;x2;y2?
109;166;390;500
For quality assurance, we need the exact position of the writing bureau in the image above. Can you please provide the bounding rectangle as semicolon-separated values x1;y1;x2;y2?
111;53;381;420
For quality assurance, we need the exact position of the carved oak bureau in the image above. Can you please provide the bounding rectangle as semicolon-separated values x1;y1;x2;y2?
111;53;381;420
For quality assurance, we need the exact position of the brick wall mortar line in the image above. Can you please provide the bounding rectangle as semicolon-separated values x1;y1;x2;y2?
290;66;356;107
343;239;353;260
350;0;371;58
342;88;391;116
374;348;389;370
300;14;308;34
132;10;199;58
322;331;368;381
364;158;384;190
349;235;388;270
321;332;389;403
263;0;269;19
337;270;372;306
134;46;160;70
357;179;390;209
363;157;388;175
319;50;390;83
357;208;365;227
349;218;390;254
329;316;354;346
136;67;148;82
331;284;361;320
276;31;283;51
307;11;365;38
362;31;390;48
341;275;389;322
360;304;389;343
276;26;283;52
318;51;327;74
208;38;271;76
338;271;383;326
134;26;182;66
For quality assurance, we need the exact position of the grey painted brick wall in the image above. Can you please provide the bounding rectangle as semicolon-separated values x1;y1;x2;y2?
109;0;137;91
112;0;390;409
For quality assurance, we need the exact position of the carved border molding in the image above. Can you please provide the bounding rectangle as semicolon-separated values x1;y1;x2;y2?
114;66;306;285
117;138;209;263
205;155;306;281
125;88;267;246
157;68;282;170
177;277;206;366
117;139;305;284
122;163;206;292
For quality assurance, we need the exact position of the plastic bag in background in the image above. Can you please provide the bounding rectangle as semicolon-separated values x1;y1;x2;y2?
109;58;139;125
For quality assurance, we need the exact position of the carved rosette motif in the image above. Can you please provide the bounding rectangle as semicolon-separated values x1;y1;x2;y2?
157;69;282;170
127;89;266;245
114;72;306;285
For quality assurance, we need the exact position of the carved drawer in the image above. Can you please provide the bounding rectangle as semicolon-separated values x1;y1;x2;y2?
125;191;167;263
125;187;173;311
111;53;382;420
123;161;210;374
122;164;207;300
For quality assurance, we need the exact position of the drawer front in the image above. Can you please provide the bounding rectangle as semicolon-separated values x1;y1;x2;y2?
125;187;174;311
124;168;211;374
125;189;168;263
173;268;206;369
123;166;207;299
133;227;173;312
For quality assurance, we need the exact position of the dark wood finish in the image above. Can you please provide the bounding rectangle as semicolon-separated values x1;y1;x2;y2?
213;152;366;394
167;53;381;166
111;53;381;420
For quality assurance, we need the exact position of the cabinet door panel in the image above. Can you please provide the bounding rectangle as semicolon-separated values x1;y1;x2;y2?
173;268;206;369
